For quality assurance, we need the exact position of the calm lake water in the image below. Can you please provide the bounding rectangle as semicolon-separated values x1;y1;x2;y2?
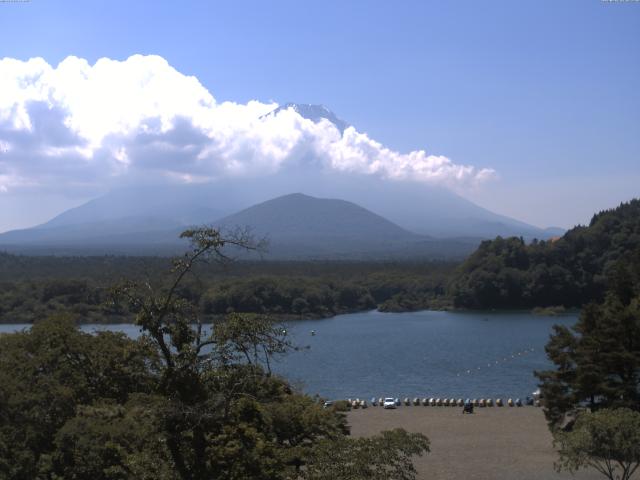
0;310;578;400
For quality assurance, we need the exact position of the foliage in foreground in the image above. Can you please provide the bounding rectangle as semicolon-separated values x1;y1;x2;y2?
0;227;429;480
537;245;640;478
535;248;640;427
554;408;640;480
303;429;430;480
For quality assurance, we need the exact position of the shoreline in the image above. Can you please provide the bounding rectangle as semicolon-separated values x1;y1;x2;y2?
0;306;581;326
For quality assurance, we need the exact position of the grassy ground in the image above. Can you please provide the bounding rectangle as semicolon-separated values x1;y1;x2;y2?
347;406;602;480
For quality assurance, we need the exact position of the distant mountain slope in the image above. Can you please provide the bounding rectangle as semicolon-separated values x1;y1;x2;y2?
39;185;224;230
449;198;640;309
260;103;349;133
217;193;418;242
215;193;477;259
0;192;480;259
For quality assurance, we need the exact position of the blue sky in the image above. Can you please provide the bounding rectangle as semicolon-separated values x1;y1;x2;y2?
0;0;639;229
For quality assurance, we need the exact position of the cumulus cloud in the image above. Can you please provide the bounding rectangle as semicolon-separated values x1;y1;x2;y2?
0;54;495;193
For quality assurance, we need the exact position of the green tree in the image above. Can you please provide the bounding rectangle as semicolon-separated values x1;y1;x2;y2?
49;397;175;480
450;199;640;310
0;315;157;479
536;251;640;427
554;408;640;480
302;428;430;480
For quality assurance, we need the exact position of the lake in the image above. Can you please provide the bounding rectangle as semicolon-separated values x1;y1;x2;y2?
0;310;577;401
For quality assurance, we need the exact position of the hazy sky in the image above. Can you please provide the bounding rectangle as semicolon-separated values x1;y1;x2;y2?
0;0;638;232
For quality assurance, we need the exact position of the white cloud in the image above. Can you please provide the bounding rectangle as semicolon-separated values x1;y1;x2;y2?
0;54;496;194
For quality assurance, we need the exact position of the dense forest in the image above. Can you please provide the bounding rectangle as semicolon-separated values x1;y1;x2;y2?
449;199;640;309
0;254;454;324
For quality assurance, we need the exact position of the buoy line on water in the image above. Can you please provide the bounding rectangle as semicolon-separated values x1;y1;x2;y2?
454;347;537;377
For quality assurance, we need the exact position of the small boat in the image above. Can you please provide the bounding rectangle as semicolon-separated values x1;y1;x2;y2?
310;330;316;336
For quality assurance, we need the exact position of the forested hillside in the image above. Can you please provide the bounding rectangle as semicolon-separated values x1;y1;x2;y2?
449;199;640;309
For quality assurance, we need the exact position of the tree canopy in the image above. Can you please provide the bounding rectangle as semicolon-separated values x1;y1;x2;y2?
450;199;640;309
535;246;640;427
554;408;640;480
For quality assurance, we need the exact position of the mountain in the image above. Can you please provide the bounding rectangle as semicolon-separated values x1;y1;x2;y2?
38;185;224;230
0;185;226;255
0;192;480;259
217;193;415;242
0;103;564;255
260;103;349;133
0;178;560;256
213;193;472;259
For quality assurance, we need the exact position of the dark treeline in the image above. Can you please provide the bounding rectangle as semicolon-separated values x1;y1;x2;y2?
449;199;640;309
0;254;455;323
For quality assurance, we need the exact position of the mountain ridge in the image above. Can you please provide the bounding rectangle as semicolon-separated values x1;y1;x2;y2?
0;192;481;259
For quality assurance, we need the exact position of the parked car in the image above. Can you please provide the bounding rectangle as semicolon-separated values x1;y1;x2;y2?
383;397;397;409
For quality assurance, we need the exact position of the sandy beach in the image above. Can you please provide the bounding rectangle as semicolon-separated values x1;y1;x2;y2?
347;406;602;480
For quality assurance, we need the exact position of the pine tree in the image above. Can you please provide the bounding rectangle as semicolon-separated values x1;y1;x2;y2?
536;249;640;427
